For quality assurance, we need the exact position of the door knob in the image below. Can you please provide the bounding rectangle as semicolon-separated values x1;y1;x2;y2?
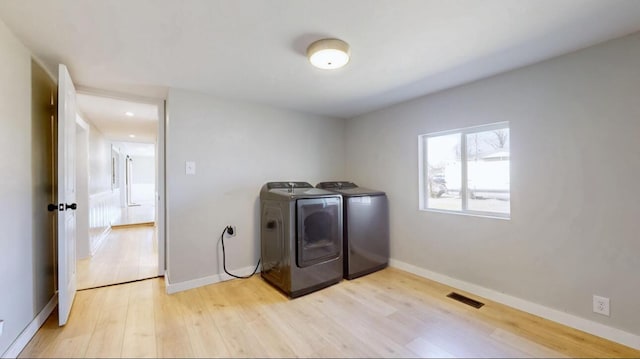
65;203;77;210
47;203;64;212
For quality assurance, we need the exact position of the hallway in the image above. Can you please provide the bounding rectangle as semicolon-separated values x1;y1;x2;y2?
77;226;158;290
112;203;155;227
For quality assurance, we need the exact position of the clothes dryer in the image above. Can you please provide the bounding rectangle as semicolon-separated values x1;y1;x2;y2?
316;181;389;279
260;182;343;297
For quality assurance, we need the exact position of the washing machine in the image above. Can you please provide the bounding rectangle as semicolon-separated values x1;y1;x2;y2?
260;182;343;298
316;181;389;279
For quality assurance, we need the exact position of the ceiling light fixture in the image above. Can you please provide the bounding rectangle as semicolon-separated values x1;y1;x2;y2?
125;111;134;117
129;134;136;138
307;38;350;70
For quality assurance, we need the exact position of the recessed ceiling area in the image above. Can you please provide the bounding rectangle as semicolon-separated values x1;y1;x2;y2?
1;1;640;118
115;141;156;157
76;93;158;143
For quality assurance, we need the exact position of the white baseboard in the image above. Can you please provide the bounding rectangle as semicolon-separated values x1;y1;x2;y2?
1;294;58;358
389;259;640;350
91;226;111;256
165;265;257;294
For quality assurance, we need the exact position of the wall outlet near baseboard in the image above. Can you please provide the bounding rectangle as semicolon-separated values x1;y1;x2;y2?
593;295;610;316
225;225;236;237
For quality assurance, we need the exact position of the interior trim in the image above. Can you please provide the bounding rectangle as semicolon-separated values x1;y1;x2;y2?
164;265;257;294
389;258;640;350
1;294;58;358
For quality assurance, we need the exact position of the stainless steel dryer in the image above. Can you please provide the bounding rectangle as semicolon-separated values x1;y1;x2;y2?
260;182;343;297
316;181;389;279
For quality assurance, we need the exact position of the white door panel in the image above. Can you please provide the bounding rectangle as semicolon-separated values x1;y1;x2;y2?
57;64;77;326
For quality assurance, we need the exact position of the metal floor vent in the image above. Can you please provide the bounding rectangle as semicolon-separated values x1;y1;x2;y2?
447;292;485;309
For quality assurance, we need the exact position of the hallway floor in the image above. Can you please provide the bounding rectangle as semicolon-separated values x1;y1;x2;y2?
77;225;158;290
112;203;155;227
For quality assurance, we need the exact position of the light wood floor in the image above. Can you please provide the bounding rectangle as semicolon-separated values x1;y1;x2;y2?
21;268;639;358
77;226;158;290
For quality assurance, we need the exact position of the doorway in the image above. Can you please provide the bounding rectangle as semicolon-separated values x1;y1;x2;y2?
74;91;164;290
113;142;156;226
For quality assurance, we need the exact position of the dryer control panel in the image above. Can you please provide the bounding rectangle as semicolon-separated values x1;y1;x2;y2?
317;181;358;190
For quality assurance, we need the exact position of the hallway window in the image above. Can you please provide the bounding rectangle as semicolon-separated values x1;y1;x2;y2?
419;122;510;218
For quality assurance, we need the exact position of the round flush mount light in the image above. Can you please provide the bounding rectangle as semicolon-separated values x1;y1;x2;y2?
306;38;350;70
125;111;134;117
129;134;136;138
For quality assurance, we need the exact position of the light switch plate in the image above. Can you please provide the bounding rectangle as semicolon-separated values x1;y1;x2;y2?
0;319;4;336
185;161;196;175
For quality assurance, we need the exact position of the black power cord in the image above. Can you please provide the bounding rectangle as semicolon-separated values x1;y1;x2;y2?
220;226;261;279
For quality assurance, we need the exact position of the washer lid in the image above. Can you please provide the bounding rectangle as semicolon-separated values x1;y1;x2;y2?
266;181;313;190
261;181;340;200
316;181;357;190
316;181;385;197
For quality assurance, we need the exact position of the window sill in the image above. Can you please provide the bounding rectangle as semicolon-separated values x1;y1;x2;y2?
420;208;511;220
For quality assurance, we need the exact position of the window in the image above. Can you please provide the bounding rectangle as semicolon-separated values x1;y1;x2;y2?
419;122;510;218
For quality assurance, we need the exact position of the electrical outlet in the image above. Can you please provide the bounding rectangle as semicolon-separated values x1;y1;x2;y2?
593;295;610;316
226;225;237;237
185;161;196;175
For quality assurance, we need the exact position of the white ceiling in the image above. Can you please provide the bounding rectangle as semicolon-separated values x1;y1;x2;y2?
2;0;640;119
114;141;156;158
77;93;158;143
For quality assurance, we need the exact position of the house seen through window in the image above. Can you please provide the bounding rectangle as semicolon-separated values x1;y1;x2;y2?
419;122;510;218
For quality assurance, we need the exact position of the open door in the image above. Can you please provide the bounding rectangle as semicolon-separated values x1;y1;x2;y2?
57;64;78;325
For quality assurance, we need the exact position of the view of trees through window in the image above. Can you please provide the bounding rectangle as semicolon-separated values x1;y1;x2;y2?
421;123;510;217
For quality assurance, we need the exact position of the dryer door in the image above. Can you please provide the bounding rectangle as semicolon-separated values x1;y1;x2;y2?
296;197;342;268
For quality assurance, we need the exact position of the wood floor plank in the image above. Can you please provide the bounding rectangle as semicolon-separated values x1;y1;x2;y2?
77;226;158;290
405;336;456;358
121;280;157;358
255;298;332;357
198;282;268;359
45;334;92;358
17;311;62;358
311;287;417;357
42;287;106;358
246;316;297;358
83;284;131;358
177;287;230;358
152;279;195;358
83;308;126;358
490;327;568;358
18;268;640;358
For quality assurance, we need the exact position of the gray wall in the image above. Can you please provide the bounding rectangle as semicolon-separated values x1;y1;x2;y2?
166;88;345;283
31;59;57;307
345;32;640;335
0;20;54;355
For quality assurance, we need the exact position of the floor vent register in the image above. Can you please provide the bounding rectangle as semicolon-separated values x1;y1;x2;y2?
446;292;485;309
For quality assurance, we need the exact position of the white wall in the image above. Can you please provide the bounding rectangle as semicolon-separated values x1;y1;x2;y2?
0;20;38;355
345;32;640;336
165;88;345;284
85;119;119;253
130;155;155;204
88;122;112;195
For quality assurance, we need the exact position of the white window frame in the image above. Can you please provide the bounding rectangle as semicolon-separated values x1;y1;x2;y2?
418;121;510;219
